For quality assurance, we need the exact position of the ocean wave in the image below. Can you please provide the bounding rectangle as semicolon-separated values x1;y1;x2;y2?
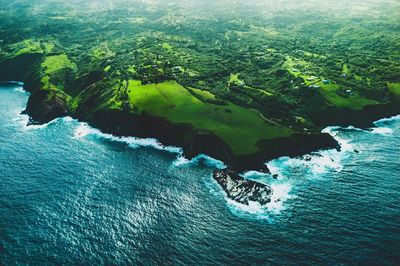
24;117;62;131
0;81;24;87
14;87;27;94
173;154;226;169
9;81;24;86
225;115;399;219
73;121;183;154
23;115;224;168
372;114;400;135
374;114;400;125
205;172;293;222
323;115;400;137
240;170;269;181
266;130;350;181
370;127;394;135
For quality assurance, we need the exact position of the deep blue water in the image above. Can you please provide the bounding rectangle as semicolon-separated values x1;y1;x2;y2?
1;85;400;265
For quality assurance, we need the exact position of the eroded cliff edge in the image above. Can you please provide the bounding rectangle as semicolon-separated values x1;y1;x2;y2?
1;54;399;173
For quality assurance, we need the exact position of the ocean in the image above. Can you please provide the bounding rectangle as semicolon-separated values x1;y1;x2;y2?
1;85;399;265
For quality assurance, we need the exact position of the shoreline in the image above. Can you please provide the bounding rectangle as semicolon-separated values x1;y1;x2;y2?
2;79;399;173
7;83;400;209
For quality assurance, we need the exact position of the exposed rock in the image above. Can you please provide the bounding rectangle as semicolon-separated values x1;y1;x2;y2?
3;55;397;173
213;169;273;206
23;89;69;124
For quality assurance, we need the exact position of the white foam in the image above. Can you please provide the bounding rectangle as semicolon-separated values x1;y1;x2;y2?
73;122;93;139
173;154;226;169
267;182;293;214
224;181;293;221
73;121;183;154
9;81;24;86
374;114;400;125
24;118;60;131
266;152;344;181
371;115;400;135
206;169;294;221
192;154;226;169
172;155;190;167
241;170;269;181
323;116;399;137
323;126;354;152
62;116;74;123
370;127;393;135
209;115;399;220
14;87;27;94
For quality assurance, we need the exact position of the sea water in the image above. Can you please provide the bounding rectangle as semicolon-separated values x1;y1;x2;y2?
1;85;399;264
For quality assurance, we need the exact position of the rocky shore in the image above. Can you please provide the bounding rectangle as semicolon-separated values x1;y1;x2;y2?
1;55;399;173
213;169;273;206
70;108;342;173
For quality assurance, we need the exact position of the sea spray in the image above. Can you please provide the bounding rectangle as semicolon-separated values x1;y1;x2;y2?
203;169;294;221
222;125;356;219
372;114;400;135
73;121;183;154
173;154;226;169
15;83;398;221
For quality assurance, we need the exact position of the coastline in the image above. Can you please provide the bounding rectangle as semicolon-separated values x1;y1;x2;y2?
2;79;399;173
2;79;400;264
5;82;400;209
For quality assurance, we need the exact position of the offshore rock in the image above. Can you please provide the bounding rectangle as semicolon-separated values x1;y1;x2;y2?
213;169;273;206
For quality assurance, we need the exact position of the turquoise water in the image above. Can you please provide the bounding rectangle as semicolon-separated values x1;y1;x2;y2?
1;85;399;265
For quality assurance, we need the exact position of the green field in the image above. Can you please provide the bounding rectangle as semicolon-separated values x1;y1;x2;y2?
189;87;217;101
317;82;377;110
388;82;400;99
126;80;292;155
229;73;273;96
285;57;377;110
40;54;77;91
1;0;398;158
6;39;55;58
41;54;77;75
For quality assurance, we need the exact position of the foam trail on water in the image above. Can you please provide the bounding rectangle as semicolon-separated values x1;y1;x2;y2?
73;121;183;154
267;182;293;214
224;180;293;221
204;169;293;221
73;122;93;139
222;125;355;220
323;126;354;152
266;152;345;181
241;170;269;180
14;87;26;94
228;117;399;219
322;115;400;137
73;121;227;169
371;114;400;135
12;109;29;126
370;127;393;135
374;114;400;125
172;155;190;167
207;125;356;220
173;154;226;169
23;118;61;131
